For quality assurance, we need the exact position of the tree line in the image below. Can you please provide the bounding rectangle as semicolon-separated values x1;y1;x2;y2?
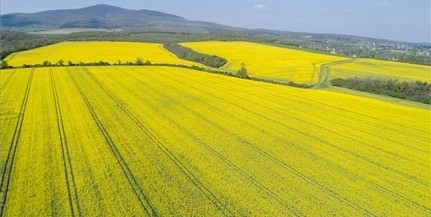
5;58;251;80
2;30;429;67
163;43;227;68
331;77;431;104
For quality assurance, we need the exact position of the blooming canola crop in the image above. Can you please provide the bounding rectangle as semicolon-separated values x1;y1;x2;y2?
5;41;203;67
1;65;429;216
182;41;347;83
329;58;431;82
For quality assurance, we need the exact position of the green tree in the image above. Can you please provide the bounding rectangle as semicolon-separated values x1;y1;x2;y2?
42;60;51;66
0;60;10;69
136;58;143;65
237;62;249;79
57;59;64;66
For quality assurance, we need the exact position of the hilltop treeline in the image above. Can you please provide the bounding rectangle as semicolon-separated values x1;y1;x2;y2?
163;43;227;68
331;77;431;104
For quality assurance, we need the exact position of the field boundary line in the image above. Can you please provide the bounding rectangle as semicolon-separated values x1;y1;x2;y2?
83;67;234;216
67;69;158;216
50;69;82;216
0;69;34;216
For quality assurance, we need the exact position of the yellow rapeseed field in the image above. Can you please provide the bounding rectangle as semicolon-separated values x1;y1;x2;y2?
1;66;429;216
182;41;346;83
5;41;202;67
329;58;431;82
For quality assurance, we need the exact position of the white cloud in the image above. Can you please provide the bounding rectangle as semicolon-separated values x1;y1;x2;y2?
377;1;390;6
254;4;267;10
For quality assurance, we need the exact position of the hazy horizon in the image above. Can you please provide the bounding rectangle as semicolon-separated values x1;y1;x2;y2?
1;0;430;43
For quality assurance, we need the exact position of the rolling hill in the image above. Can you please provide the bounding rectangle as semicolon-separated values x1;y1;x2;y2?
0;4;241;33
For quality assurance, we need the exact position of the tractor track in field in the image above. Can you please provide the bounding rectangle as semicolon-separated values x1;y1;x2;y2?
50;70;82;217
204;70;429;156
68;69;158;217
103;67;305;216
0;69;34;217
175;71;431;212
149;105;303;216
317;59;355;86
147;67;431;214
149;76;376;216
213;87;430;186
272;85;429;148
195;67;429;151
255;85;430;152
0;71;16;93
156;68;429;184
83;67;234;216
126;68;379;216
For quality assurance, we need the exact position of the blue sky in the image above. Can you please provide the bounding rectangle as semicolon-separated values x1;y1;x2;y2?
1;0;430;42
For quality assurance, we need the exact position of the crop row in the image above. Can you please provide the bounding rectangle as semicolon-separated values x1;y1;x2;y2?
0;66;429;216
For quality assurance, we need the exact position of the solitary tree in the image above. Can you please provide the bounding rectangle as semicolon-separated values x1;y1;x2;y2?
237;62;249;79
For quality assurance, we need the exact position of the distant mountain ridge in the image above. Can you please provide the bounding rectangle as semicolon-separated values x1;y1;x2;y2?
0;4;241;33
